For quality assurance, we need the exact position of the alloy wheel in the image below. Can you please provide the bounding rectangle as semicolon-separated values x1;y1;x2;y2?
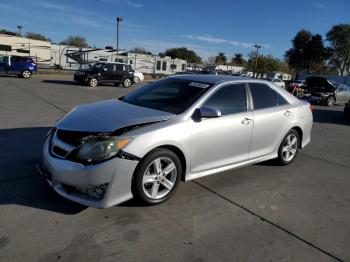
133;76;140;83
89;78;98;87
123;78;132;87
22;70;31;79
281;134;298;162
142;157;177;199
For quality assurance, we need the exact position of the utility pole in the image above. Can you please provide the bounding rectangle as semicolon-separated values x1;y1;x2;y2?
116;17;123;62
254;44;261;78
17;25;23;36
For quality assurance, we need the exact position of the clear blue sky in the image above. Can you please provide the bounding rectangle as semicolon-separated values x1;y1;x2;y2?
1;0;349;60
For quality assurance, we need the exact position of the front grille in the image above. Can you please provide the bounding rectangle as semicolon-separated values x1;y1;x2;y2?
56;129;93;146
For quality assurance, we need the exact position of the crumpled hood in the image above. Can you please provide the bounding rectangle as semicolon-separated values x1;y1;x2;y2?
56;99;174;132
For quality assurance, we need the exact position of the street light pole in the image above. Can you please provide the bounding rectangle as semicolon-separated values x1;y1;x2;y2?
116;17;123;62
254;44;261;78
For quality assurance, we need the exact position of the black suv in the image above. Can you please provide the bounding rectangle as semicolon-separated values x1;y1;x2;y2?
74;62;135;88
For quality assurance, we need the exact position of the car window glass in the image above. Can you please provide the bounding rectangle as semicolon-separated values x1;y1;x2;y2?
249;83;279;110
115;64;124;71
277;92;289;106
203;84;247;115
105;64;115;72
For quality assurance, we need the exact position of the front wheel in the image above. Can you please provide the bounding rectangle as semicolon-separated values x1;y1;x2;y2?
277;129;300;165
21;70;32;79
88;77;98;88
326;96;335;106
133;76;140;84
132;148;182;205
122;78;132;88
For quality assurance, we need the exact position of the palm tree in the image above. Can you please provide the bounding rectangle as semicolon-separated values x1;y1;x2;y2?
232;53;245;66
215;52;227;65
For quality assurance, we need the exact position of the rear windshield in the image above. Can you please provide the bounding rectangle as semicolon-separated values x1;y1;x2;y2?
121;78;212;114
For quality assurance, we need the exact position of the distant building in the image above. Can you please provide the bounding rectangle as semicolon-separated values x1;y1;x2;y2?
51;44;187;75
0;33;51;67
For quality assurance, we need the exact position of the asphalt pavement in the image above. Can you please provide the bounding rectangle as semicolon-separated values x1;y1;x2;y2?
0;75;349;262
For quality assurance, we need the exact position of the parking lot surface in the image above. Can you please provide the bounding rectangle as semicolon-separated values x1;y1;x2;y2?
0;75;349;262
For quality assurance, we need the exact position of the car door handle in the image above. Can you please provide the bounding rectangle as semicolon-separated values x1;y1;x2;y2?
284;110;292;117
241;118;253;125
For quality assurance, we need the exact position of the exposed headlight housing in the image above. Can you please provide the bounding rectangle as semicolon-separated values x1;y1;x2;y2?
72;136;132;164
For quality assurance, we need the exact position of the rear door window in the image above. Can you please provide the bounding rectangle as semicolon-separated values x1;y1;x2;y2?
249;83;288;110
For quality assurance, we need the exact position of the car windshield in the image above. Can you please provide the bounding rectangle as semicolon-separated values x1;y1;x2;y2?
121;78;212;114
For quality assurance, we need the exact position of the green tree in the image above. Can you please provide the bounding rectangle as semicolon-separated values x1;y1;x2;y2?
25;32;51;42
0;28;19;36
60;36;89;48
285;29;329;74
129;47;153;55
231;53;246;66
215;52;227;65
159;47;202;63
326;24;350;76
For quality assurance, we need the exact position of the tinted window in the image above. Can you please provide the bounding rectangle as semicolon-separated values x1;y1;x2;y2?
122;79;212;114
203;84;247;115
277;93;288;106
115;64;124;71
105;64;115;71
249;83;288;110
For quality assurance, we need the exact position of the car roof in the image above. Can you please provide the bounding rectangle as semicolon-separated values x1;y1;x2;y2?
169;74;250;85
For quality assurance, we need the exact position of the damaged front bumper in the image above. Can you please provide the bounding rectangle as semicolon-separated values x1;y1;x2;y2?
41;138;139;208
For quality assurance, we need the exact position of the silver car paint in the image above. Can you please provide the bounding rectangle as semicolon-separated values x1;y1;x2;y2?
43;76;312;208
56;99;174;132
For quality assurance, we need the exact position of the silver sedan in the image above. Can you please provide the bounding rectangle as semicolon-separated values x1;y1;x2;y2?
42;75;313;208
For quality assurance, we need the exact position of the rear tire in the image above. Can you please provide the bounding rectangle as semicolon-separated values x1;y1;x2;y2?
276;129;300;165
132;148;182;205
21;70;32;79
122;78;132;88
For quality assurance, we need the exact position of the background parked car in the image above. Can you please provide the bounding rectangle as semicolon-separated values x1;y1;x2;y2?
265;78;286;89
344;100;350;120
132;70;144;83
74;62;135;88
0;55;37;79
305;77;350;106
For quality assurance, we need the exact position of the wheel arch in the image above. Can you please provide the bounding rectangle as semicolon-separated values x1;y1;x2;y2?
290;126;303;148
138;144;187;182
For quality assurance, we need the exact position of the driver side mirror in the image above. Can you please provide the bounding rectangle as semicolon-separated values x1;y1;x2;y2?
193;106;222;121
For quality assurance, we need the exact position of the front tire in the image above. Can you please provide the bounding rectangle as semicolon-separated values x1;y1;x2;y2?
21;70;32;79
133;76;140;84
132;148;182;205
122;78;132;88
277;129;300;165
88;77;98;88
326;96;335;106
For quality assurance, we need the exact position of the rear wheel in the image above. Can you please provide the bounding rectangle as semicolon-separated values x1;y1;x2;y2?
21;70;32;79
277;129;299;165
122;78;132;88
132;148;181;205
88;77;98;88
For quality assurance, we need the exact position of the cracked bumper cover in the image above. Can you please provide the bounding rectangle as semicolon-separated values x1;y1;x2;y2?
42;139;139;208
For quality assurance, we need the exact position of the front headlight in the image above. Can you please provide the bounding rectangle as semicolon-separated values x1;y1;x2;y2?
73;137;132;164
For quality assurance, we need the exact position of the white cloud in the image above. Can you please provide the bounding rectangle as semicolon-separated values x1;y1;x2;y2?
315;2;326;9
184;35;270;49
100;0;143;8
